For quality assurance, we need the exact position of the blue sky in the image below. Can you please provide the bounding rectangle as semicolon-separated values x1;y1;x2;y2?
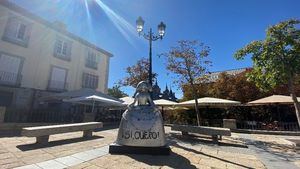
11;0;300;98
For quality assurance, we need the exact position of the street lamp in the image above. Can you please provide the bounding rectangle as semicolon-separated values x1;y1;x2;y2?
136;16;166;87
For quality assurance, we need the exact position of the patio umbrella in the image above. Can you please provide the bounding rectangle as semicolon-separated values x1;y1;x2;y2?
63;95;124;115
177;97;241;107
247;95;300;123
40;88;122;103
154;99;178;106
153;99;179;120
119;96;134;105
247;95;300;105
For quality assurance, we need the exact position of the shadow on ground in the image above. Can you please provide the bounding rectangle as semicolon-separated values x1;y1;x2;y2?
0;130;21;137
127;151;197;169
169;133;248;148
17;135;104;151
236;136;300;162
172;142;254;169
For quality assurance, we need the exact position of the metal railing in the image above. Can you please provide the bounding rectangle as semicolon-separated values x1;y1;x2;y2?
0;71;22;86
237;121;300;131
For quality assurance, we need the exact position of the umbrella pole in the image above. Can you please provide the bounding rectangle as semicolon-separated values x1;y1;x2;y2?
162;106;164;121
277;104;281;122
91;99;96;114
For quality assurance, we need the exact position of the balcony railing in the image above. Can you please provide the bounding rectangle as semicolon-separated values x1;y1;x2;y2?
47;80;68;92
0;71;22;86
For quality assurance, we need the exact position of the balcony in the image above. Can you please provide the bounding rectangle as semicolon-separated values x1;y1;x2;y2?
0;71;22;86
47;80;68;92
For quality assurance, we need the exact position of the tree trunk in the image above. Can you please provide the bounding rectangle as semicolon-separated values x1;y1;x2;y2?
191;84;201;126
288;77;300;127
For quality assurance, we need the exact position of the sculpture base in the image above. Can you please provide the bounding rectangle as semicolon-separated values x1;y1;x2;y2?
109;143;171;155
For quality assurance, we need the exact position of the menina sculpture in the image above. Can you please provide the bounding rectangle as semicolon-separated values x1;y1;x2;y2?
109;81;170;155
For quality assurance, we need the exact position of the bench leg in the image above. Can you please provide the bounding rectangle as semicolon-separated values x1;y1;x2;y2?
83;130;93;137
212;135;218;144
219;135;222;140
182;131;189;136
36;135;49;144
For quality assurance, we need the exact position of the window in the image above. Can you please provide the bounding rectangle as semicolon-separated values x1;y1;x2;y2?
53;37;72;61
85;51;98;69
82;73;98;89
55;39;68;56
48;67;67;91
0;53;23;86
2;14;32;47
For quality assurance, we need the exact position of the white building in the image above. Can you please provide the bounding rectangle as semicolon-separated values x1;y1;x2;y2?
198;68;251;83
0;1;112;121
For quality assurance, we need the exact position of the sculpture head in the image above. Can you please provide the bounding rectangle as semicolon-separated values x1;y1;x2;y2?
136;81;152;93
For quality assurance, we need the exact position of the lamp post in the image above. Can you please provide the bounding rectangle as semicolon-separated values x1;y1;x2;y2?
136;16;166;87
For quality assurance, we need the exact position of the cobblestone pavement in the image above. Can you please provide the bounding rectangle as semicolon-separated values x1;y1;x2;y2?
236;133;300;169
0;126;299;169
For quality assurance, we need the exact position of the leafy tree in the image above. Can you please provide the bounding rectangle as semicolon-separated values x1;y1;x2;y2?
107;85;128;98
118;58;157;88
161;40;211;126
182;83;211;101
234;19;300;125
210;71;266;103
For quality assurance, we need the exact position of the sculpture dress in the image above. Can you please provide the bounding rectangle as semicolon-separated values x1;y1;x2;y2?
116;81;166;147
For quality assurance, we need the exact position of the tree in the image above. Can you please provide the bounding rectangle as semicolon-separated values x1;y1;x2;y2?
161;40;211;126
118;58;157;88
107;85;128;98
234;19;300;126
210;71;266;103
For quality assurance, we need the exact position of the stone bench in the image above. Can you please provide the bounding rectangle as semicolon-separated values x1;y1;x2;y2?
21;122;103;144
171;124;231;143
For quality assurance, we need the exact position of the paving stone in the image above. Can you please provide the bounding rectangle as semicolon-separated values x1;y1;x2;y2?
55;156;84;167
84;148;108;157
97;145;109;153
67;162;92;169
1;161;25;169
0;152;14;160
71;152;97;162
36;160;67;169
15;164;41;169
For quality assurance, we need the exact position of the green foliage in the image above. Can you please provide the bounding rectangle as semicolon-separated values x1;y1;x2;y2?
118;58;157;88
107;85;128;98
234;19;300;91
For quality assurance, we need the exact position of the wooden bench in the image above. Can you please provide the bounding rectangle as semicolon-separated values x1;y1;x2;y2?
21;122;103;144
171;124;231;143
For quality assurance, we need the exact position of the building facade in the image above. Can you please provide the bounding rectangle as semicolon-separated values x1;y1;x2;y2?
0;1;112;120
198;68;251;83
